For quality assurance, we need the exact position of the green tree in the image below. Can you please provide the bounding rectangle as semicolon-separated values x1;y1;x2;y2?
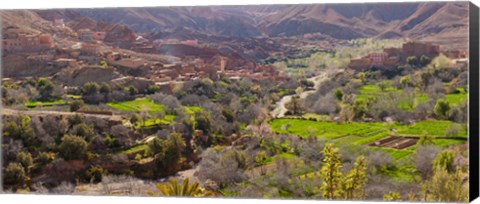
4;162;28;185
255;151;268;176
82;82;100;96
434;99;450;118
58;135;88;160
4;115;37;148
334;89;344;101
126;86;138;96
342;155;368;200
357;72;366;84
407;56;418;67
99;82;111;94
417;131;435;146
16;152;33;172
99;60;108;68
35;152;56;165
195;111;213;135
320;143;343;199
149;133;186;175
70;100;85;112
400;76;412;88
70;123;94;141
147;85;161;94
422;166;468;202
37;78;55;101
419;55;431;67
432;150;454;173
85;166;108;183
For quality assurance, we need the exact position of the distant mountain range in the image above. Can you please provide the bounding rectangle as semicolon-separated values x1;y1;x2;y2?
72;2;468;40
1;2;469;47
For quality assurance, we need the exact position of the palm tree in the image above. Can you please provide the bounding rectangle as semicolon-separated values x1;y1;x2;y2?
154;177;213;197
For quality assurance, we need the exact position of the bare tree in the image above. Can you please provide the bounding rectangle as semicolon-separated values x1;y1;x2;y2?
414;145;440;181
196;148;248;187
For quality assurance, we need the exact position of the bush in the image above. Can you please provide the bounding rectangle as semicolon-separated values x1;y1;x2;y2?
147;85;161;94
130;113;141;125
100;83;112;94
70;123;94;141
82;82;100;96
58;135;88;160
434;99;450;118
86;166;108;183
70;100;85;112
16;152;33;171
35;152;56;165
4;162;27;185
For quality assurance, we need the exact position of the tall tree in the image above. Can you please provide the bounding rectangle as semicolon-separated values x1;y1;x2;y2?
320;143;343;199
342;155;368;200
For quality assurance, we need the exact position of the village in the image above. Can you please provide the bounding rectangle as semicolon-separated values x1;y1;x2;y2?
347;41;468;71
2;19;287;94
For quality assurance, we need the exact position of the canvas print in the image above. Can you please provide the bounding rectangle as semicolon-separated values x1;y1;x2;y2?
0;1;473;202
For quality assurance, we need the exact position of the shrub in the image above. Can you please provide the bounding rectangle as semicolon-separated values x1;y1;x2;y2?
445;124;462;137
35;152;56;165
86;166;108;183
70;100;85;112
16;152;33;171
434;99;450;118
82;82;100;96
4;162;27;185
58;135;88;160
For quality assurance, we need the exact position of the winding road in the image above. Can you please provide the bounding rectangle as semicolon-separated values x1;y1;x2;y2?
270;69;339;118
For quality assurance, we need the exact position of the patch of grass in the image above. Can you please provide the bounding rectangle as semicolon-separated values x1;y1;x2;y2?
370;146;414;161
107;97;165;112
269;118;386;139
266;152;296;164
394;120;467;137
121;144;148;154
25;99;66;107
135;117;174;128
184;106;203;114
445;93;467;105
433;138;467;148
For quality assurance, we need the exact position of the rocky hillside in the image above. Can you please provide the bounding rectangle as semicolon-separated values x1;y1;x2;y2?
71;2;468;43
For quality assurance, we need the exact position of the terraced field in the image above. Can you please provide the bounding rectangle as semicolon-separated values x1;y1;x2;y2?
269;118;467;162
355;84;467;111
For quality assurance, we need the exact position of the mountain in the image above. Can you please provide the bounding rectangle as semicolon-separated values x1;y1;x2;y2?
76;7;262;37
68;2;468;43
261;2;468;41
1;2;469;48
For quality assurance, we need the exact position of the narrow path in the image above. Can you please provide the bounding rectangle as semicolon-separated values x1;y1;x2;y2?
2;108;122;121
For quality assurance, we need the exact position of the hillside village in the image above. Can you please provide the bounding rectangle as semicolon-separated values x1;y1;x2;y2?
2;22;287;94
348;41;467;71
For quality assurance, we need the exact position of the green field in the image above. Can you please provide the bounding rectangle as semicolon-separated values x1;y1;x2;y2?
356;84;467;111
25;99;66;107
269;118;466;162
107;97;204;127
269;118;387;140
393;120;467;137
106;97;165;112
